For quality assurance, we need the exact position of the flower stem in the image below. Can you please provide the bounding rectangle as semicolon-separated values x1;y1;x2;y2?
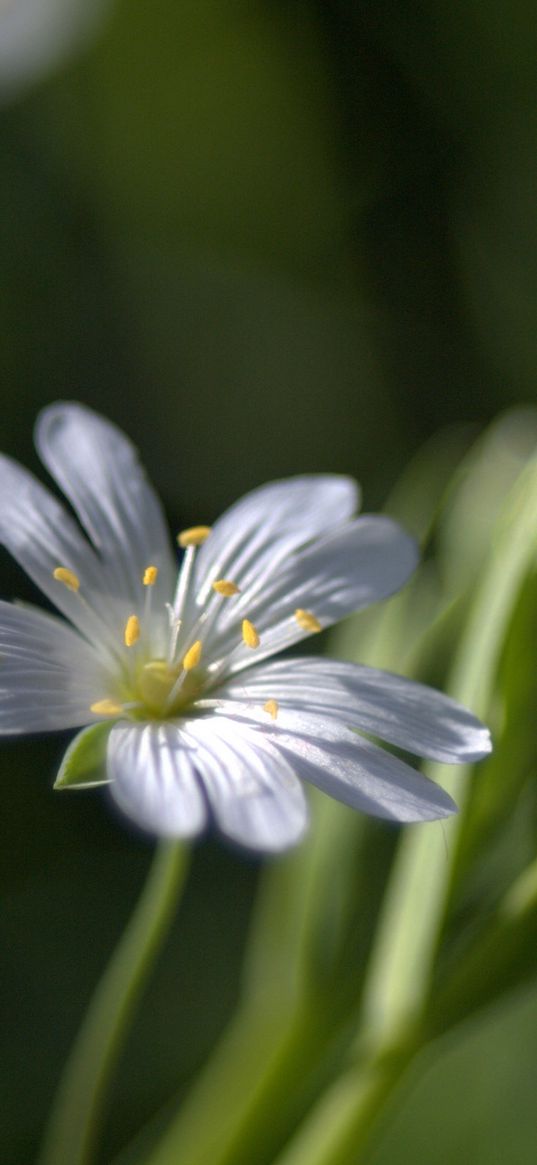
39;841;190;1165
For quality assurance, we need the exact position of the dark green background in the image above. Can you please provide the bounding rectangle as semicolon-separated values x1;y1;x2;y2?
1;2;535;1161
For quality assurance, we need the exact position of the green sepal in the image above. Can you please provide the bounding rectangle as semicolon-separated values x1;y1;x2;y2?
54;721;114;790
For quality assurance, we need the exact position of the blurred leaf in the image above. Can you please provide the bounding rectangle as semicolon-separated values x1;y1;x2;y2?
368;983;537;1165
454;571;537;885
430;889;537;1036
437;409;537;595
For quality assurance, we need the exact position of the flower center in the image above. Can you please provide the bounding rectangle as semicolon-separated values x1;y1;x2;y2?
52;530;250;722
136;659;204;715
51;524;321;726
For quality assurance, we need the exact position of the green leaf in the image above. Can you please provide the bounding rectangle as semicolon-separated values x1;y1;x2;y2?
54;721;113;790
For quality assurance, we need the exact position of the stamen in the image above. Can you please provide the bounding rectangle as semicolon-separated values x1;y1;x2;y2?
263;699;279;720
90;699;124;716
52;566;80;593
177;525;212;548
242;619;260;648
212;579;240;597
166;606;182;663
53;567;125;674
124;614;141;647
182;639;202;670
143;565;159;586
172;541;197;628
143;566;158;628
295;609;322;633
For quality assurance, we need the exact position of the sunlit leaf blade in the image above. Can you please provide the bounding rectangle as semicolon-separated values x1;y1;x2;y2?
452;573;537;892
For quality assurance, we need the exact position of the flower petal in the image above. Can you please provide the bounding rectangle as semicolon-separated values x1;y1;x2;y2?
278;719;457;822
189;475;359;609
35;402;176;603
213;657;491;763
201;707;457;823
0;453;113;640
203;516;418;676
0;601;104;732
184;715;309;852
107;722;207;838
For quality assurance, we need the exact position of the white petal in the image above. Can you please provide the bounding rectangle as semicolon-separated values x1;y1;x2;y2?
0;454;112;640
202;707;456;823
35;402;176;604
107;722;207;838
203;515;418;676
215;658;492;763
191;475;359;602
184;716;309;852
0;601;104;732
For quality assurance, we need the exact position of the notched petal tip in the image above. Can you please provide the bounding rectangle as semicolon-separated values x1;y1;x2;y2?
459;725;493;763
34;401;104;457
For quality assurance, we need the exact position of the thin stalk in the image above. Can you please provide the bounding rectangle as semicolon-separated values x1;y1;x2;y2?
39;841;190;1165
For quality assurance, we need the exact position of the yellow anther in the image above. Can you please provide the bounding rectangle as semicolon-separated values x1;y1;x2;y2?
143;565;159;586
263;699;279;720
52;567;80;593
177;525;212;548
242;619;260;649
294;608;322;634
212;579;240;597
182;639;202;671
90;699;124;716
124;614;141;647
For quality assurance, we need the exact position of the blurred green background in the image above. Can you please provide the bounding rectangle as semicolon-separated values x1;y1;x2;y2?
1;2;536;1162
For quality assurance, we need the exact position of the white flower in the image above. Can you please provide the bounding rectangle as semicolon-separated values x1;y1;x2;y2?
0;404;491;852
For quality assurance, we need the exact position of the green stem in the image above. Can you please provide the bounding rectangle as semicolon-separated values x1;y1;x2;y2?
39;841;190;1165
